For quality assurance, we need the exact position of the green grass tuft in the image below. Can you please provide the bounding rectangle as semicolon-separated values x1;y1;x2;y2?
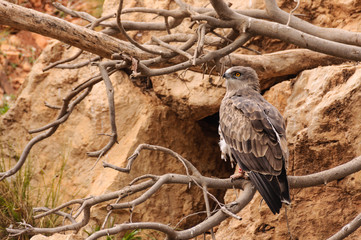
0;154;34;240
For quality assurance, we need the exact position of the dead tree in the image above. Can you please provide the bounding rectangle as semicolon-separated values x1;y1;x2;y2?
0;0;361;239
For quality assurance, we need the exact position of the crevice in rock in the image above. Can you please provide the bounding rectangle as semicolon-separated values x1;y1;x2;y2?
197;112;234;177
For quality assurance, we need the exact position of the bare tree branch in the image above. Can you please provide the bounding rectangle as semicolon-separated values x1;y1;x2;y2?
8;142;359;238
0;0;348;82
33;207;77;224
208;0;361;61
43;49;84;72
327;212;361;240
116;0;165;56
263;0;361;46
87;62;118;157
288;155;361;188
53;56;101;69
151;36;193;61
0;85;93;180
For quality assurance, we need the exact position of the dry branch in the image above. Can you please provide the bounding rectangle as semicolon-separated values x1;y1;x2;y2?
0;0;353;78
87;62;118;157
6;144;361;239
264;0;361;46
327;212;361;240
288;155;361;188
0;86;93;180
208;0;361;61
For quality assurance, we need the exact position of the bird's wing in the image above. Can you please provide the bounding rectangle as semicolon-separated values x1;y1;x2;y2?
219;93;288;175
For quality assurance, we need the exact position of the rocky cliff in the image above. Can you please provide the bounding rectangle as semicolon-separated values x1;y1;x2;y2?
1;0;361;239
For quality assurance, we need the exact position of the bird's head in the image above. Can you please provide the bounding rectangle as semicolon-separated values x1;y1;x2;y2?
223;66;260;92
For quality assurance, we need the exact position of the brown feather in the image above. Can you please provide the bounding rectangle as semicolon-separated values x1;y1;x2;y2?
219;66;290;214
219;90;287;174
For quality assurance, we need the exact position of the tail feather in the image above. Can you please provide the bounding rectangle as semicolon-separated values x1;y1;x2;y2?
248;168;290;214
248;171;282;214
279;167;291;204
226;149;291;214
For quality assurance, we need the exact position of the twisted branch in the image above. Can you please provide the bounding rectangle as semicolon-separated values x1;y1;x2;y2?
6;143;360;239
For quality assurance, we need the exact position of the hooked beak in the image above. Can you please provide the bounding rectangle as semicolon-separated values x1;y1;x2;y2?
222;71;230;79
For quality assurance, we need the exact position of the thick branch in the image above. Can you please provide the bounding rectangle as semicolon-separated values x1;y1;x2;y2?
207;1;361;61
327;212;361;240
288;155;361;188
0;0;156;59
244;19;361;61
264;0;361;47
88;181;255;240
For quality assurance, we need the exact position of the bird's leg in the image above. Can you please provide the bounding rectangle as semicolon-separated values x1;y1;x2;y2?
230;168;248;180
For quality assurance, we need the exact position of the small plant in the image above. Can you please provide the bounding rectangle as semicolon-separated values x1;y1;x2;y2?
0;28;10;42
84;225;115;240
0;144;69;239
83;225;102;237
9;62;18;69
0;102;10;115
0;94;15;115
0;153;34;240
89;0;105;18
84;226;143;240
35;152;68;229
122;229;142;240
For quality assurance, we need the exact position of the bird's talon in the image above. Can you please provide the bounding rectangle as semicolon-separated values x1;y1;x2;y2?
230;169;248;180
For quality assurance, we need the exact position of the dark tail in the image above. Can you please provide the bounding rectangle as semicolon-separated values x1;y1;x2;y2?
248;167;290;214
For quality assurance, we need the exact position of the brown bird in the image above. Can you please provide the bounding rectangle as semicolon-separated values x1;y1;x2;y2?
219;66;290;214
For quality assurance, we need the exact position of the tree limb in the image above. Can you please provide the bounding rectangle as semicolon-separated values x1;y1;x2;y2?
208;0;361;61
288;155;361;188
264;0;361;46
7;142;361;238
327;212;361;240
0;0;151;59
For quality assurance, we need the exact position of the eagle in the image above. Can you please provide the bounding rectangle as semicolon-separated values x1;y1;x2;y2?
219;66;291;214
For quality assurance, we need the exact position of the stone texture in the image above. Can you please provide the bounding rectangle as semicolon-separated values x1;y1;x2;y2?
151;71;226;120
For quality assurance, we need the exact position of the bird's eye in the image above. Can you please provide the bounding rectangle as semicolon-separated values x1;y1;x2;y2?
234;72;241;77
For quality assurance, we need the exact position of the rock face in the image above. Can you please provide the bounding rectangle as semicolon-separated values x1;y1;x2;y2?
0;0;361;240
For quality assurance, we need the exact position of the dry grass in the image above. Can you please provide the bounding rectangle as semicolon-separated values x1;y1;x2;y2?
0;156;34;240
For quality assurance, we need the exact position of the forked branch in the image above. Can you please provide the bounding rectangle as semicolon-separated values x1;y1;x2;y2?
7;144;361;239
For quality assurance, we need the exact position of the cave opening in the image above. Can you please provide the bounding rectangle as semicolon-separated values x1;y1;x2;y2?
197;112;234;177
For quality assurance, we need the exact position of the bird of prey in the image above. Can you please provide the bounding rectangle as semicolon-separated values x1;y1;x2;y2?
219;66;291;214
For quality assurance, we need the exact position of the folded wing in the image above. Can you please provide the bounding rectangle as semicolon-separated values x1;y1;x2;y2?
219;91;290;214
